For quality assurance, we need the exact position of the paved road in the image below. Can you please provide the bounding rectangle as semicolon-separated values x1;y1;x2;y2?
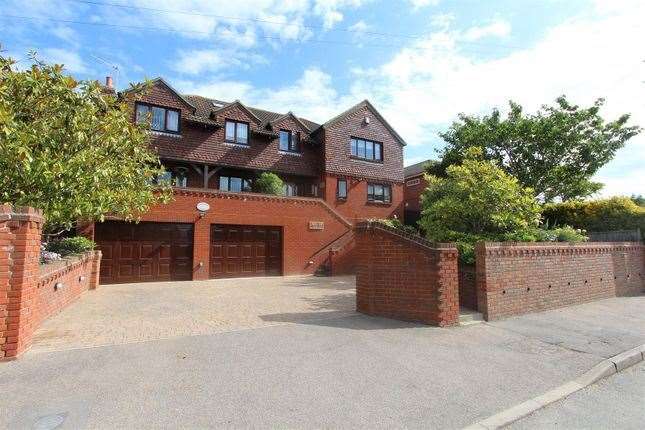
0;281;643;429
510;360;645;430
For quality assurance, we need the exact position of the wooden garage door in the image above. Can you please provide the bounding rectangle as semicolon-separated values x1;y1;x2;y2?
95;221;193;284
210;224;282;278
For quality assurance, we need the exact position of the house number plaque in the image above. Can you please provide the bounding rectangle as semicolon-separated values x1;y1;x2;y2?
309;221;324;230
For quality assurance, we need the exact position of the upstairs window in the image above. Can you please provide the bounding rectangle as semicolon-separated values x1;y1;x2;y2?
135;102;180;134
155;167;187;187
225;120;249;145
279;130;300;153
219;176;252;193
283;182;298;197
337;179;347;199
350;138;382;162
367;183;391;203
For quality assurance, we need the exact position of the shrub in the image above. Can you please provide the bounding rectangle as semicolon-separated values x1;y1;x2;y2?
542;197;645;237
46;236;95;256
253;172;284;195
375;218;419;236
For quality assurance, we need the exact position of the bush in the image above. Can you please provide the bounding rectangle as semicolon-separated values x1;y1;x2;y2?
542;197;645;237
375;218;419;236
253;172;284;195
46;236;95;256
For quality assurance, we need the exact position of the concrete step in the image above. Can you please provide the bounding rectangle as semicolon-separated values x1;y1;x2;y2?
459;308;484;326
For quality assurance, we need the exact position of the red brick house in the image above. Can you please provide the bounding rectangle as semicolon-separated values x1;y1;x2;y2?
85;78;406;283
403;159;433;226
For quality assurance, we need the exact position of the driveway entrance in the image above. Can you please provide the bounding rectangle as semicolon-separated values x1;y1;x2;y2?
29;276;356;354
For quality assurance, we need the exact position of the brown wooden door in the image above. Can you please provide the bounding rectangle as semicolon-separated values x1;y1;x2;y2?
210;224;282;278
95;221;193;284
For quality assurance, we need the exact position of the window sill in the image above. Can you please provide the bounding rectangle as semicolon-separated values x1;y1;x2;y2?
336;197;347;201
149;130;182;138
224;141;251;148
278;150;303;157
350;156;383;164
367;200;392;206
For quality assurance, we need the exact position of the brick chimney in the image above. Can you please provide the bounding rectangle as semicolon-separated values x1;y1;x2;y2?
105;76;113;89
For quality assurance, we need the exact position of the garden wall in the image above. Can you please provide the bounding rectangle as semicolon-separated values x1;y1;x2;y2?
475;242;644;321
0;205;101;360
354;221;459;326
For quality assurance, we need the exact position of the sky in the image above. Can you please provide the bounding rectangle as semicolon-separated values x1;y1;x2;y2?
1;0;643;197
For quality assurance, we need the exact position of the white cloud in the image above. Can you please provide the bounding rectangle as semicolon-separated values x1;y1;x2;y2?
313;0;369;30
408;0;441;10
461;19;511;41
171;49;266;75
348;20;369;32
40;48;90;74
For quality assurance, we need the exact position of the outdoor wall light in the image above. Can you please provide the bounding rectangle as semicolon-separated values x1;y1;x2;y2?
196;201;210;218
54;282;64;291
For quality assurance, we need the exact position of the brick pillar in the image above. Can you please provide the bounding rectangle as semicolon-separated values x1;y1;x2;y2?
436;248;460;326
0;205;44;359
89;250;102;290
192;218;210;280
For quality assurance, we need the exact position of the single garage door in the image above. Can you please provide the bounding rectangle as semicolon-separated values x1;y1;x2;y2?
95;221;193;284
210;224;282;278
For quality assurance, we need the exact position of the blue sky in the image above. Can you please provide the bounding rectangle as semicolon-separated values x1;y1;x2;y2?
1;0;643;197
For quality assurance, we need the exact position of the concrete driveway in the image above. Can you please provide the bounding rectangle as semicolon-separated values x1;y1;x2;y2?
30;275;356;354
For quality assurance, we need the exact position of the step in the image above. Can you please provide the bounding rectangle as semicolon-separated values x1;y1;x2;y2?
459;308;484;326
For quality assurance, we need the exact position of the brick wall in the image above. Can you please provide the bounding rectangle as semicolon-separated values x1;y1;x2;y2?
475;242;644;321
354;221;459;326
115;189;353;280
0;205;100;360
403;174;427;212
323;174;404;223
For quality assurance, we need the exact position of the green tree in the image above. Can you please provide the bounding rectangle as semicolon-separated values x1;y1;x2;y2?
433;96;641;202
0;51;171;231
419;148;542;263
253;172;284;195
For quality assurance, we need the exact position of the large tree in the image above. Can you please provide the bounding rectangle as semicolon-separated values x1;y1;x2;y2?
0;51;171;230
431;96;641;202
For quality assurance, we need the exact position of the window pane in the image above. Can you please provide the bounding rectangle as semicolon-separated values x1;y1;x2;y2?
365;141;374;159
151;107;165;131
358;140;366;158
230;177;242;192
311;184;318;197
236;123;248;144
292;132;300;151
166;110;179;132
350;139;357;156
279;130;290;151
219;176;229;191
135;104;149;124
225;121;235;141
243;179;252;192
375;143;382;161
157;171;172;185
367;184;374;200
374;184;383;201
384;185;391;202
338;180;347;198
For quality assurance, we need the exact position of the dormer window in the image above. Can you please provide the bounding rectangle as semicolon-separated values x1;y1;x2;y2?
350;137;382;162
135;102;180;134
225;120;249;145
279;130;300;153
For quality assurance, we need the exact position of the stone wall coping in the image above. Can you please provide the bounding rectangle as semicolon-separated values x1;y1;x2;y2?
0;204;45;222
355;220;457;252
477;241;643;257
39;250;101;285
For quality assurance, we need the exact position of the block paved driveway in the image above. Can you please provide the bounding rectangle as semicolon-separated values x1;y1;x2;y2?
30;275;356;353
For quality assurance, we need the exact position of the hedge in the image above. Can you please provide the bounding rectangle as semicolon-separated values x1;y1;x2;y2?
542;197;644;237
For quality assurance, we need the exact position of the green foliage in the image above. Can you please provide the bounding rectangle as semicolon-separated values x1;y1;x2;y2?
0;50;171;231
375;217;419;236
542;197;645;236
419;148;542;263
631;194;645;207
502;226;588;243
46;236;95;256
433;96;641;201
253;172;284;195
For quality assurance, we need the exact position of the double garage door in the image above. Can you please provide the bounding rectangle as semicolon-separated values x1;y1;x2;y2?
95;221;282;284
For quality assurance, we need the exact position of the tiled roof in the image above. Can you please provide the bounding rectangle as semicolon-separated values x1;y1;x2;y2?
404;159;436;178
182;94;321;131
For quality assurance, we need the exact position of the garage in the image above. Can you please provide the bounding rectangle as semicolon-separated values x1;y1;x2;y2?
95;221;194;284
210;224;282;278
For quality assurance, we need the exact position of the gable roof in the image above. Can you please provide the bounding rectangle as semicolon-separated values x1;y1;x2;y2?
139;77;197;111
211;100;263;124
321;100;407;146
404;159;436;178
181;94;320;130
269;111;313;132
